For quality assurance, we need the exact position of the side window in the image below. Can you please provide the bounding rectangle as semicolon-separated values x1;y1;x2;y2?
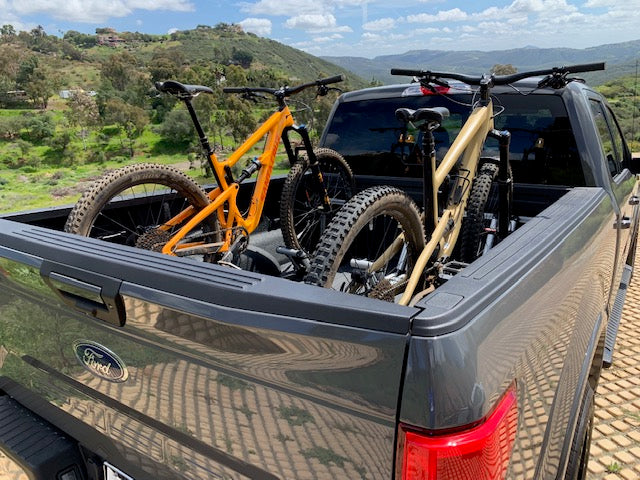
589;99;620;176
605;106;628;167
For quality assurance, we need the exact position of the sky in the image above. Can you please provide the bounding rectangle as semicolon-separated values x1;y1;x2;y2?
1;0;640;58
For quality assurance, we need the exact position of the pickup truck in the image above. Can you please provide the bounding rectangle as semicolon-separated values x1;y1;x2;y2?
0;71;637;480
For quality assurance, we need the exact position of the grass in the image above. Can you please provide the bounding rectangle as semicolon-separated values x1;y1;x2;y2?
0;103;299;215
606;462;622;473
277;405;315;426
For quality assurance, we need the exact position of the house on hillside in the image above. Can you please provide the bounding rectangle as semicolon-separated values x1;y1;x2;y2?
59;89;97;99
97;28;124;47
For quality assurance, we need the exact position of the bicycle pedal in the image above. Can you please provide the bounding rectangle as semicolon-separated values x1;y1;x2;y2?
219;235;249;264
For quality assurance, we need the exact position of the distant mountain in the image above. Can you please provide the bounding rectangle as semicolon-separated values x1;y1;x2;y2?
322;40;640;86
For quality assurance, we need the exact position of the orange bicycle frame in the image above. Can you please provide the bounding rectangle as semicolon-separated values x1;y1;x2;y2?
160;106;295;256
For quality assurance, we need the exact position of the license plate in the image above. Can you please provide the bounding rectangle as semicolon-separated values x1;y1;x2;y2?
104;462;134;480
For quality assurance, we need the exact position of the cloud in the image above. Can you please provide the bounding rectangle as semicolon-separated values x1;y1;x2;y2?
313;33;344;43
243;0;325;16
406;8;468;24
506;0;546;13
285;13;352;32
362;17;396;31
11;0;194;23
239;17;272;35
584;0;618;6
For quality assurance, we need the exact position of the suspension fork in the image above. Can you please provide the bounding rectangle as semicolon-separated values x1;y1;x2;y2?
488;129;512;239
283;125;332;210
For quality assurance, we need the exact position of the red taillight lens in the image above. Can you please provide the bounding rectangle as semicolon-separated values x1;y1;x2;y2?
397;385;518;480
420;85;451;95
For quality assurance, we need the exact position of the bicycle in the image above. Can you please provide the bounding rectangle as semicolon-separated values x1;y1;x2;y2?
304;63;605;304
65;75;354;266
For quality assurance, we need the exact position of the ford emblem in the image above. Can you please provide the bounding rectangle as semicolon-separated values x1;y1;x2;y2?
73;341;129;383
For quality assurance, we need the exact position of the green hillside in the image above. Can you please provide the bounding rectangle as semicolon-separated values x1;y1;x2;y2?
0;24;367;213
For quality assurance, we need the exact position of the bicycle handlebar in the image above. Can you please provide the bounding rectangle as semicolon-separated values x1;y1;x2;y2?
390;62;605;86
222;74;345;97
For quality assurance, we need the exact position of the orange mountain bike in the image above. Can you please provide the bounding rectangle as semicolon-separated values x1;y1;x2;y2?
65;76;354;266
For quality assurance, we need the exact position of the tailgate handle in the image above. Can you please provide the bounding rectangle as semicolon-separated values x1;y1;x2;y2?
40;261;126;327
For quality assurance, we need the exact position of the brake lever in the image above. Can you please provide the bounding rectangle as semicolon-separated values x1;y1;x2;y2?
538;72;570;89
537;74;552;88
316;85;343;98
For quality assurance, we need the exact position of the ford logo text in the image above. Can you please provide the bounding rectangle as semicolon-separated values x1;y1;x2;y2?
73;341;129;383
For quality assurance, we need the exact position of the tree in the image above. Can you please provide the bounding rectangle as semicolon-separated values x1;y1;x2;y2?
47;128;75;165
0;115;25;139
156;107;194;145
232;49;253;69
66;91;99;149
0;25;16;41
224;96;255;147
101;51;139;91
16;56;39;88
23;64;61;109
103;98;149;156
61;41;84;61
149;56;181;83
63;30;97;49
23;113;55;141
66;91;99;127
99;51;150;108
491;64;517;75
224;64;247;87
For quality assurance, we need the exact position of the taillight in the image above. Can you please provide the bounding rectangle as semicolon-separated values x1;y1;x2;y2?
396;384;518;480
420;85;451;95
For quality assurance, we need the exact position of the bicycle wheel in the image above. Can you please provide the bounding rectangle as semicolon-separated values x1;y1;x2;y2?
458;162;501;263
65;163;220;258
280;147;354;255
304;185;425;301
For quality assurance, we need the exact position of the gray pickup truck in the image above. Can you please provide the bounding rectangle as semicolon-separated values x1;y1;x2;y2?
0;71;637;480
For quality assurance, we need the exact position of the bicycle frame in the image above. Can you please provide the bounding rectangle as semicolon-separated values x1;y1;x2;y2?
158;106;301;257
397;102;494;305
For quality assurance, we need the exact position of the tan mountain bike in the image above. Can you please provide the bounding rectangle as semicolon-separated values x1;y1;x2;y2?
304;63;604;304
65;75;354;265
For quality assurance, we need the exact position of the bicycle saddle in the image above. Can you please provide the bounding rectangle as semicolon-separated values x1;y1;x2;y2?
395;107;450;125
155;80;214;96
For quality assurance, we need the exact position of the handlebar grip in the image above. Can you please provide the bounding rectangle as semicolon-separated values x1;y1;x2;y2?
564;62;605;74
319;74;345;85
390;68;423;77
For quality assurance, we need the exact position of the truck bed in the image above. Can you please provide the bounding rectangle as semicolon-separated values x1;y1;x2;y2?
0;173;624;479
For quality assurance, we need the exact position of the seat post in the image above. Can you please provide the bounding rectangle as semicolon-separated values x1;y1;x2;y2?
183;97;213;157
421;125;437;236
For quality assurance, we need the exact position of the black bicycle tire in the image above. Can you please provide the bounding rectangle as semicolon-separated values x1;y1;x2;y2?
280;147;354;255
65;163;219;257
459;162;499;263
304;185;425;299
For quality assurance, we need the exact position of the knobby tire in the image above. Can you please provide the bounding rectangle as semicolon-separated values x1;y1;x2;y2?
65;163;219;258
280;147;354;255
304;185;425;301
